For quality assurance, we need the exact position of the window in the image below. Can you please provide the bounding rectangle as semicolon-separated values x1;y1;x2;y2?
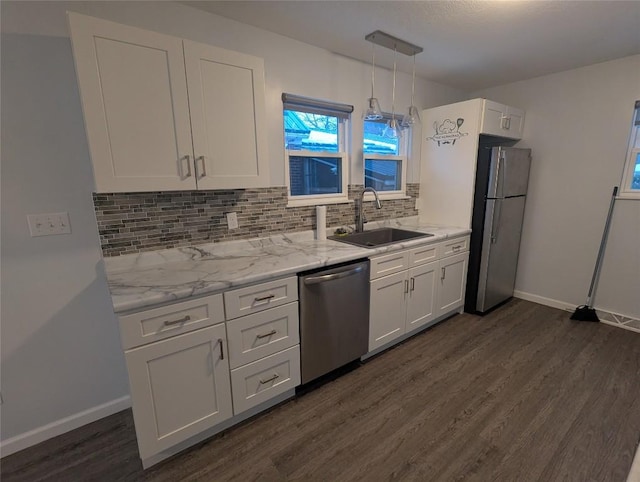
363;116;408;197
283;94;352;205
620;101;640;197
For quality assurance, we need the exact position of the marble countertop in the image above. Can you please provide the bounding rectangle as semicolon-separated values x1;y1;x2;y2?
105;217;470;314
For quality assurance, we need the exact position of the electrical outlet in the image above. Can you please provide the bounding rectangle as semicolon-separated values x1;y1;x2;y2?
27;212;72;237
226;212;239;230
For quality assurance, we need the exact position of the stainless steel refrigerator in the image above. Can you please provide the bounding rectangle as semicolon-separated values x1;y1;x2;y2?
465;144;532;314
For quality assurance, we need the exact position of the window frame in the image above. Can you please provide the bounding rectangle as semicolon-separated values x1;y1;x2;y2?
284;150;349;207
619;102;640;199
363;153;407;199
282;94;352;206
362;115;410;201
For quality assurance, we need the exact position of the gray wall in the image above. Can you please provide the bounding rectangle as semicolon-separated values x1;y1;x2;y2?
1;33;129;443
474;55;640;319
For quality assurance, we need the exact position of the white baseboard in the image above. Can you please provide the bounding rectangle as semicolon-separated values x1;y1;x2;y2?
0;395;131;458
513;290;640;333
513;290;575;312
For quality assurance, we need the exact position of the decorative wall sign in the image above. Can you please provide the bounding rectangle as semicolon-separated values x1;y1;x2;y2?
426;118;468;146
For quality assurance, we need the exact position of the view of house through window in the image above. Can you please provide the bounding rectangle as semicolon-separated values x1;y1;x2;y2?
283;94;352;204
363;117;406;193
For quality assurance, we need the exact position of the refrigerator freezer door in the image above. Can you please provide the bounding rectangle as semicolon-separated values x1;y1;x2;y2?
476;196;527;312
487;147;532;198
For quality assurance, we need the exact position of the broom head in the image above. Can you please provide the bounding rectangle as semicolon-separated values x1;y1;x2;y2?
570;305;600;322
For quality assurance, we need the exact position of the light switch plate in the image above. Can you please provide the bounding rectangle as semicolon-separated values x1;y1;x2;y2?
226;212;239;230
27;212;72;237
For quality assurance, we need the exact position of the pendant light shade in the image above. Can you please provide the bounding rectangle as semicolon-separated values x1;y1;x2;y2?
364;44;383;120
401;54;421;128
383;47;401;139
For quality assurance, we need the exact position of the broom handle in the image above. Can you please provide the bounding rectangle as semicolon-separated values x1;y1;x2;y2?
585;186;618;306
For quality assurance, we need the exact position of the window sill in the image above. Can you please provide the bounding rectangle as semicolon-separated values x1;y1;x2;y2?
616;192;640;200
286;197;353;208
362;192;411;201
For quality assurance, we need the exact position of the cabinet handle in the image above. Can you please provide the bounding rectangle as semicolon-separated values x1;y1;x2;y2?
163;315;191;326
404;279;409;294
452;245;461;252
500;114;508;130
259;373;280;384
195;155;206;179
218;338;224;360
256;329;277;339
180;155;192;178
410;277;415;292
505;116;511;130
254;294;275;302
441;267;446;280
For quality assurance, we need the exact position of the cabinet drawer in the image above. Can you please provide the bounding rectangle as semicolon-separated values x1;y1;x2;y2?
224;276;298;320
438;236;469;258
226;302;299;369
409;243;438;267
230;345;301;414
370;250;410;280
119;294;225;349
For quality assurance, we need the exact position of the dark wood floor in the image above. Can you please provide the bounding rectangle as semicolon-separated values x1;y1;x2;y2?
3;299;640;481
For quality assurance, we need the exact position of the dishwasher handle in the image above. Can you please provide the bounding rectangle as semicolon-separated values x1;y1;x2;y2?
303;265;364;285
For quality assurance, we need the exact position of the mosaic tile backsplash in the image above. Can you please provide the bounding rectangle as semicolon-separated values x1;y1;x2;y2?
93;184;419;257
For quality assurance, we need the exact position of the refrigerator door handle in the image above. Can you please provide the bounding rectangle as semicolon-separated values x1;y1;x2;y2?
491;199;503;244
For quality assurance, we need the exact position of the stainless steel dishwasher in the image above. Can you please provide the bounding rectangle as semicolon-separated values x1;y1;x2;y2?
299;259;370;384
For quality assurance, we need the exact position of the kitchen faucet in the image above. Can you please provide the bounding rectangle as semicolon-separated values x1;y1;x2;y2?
355;187;382;232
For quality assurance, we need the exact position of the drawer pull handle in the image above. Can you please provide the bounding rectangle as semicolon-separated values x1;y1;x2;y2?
441;267;446;281
254;294;275;302
259;373;280;384
164;315;191;326
256;329;277;339
218;338;224;360
452;245;461;251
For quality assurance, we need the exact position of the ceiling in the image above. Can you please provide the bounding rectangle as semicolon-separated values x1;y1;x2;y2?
184;0;640;91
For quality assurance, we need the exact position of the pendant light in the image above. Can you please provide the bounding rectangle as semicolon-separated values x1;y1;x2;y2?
384;46;401;139
401;53;421;128
364;43;383;120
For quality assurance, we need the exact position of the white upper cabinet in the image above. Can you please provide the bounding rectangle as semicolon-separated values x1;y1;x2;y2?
68;13;269;192
184;41;269;189
480;99;525;139
69;13;194;192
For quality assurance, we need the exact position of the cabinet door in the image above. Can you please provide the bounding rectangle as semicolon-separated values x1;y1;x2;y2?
369;271;408;351
480;99;507;137
125;324;232;459
68;13;196;192
506;106;525;139
184;40;269;189
436;253;469;317
406;261;438;331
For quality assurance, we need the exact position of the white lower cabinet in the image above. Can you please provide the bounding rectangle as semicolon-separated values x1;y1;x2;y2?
369;236;469;352
369;262;438;351
370;271;408;350
406;261;439;331
230;345;301;414
125;323;232;459
436;252;469;318
120;280;301;466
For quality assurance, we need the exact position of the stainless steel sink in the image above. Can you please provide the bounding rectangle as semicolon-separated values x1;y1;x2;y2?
329;227;433;248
